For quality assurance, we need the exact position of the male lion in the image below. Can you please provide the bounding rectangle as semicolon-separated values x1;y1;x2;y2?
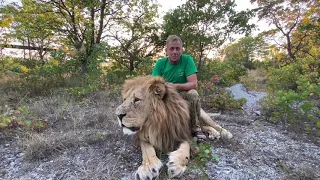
115;76;232;179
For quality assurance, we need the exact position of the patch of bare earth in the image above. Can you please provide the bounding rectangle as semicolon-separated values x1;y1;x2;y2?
1;90;319;180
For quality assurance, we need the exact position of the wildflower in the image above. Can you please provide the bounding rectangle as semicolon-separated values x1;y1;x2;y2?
20;65;29;73
63;73;72;78
204;82;211;89
192;148;199;155
211;75;220;84
51;60;59;66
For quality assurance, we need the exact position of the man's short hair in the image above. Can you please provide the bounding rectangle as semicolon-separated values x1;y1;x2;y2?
166;35;183;46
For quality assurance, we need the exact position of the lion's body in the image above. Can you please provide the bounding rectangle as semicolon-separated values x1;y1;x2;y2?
125;76;191;152
116;76;232;179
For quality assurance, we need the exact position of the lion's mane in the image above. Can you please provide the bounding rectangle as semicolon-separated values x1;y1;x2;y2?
123;76;191;152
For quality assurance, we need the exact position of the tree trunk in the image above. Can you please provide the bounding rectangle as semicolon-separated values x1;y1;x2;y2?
197;42;204;70
81;61;88;75
129;59;134;74
285;33;295;61
28;38;32;60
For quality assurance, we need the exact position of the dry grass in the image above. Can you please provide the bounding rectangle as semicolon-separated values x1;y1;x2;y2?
15;89;121;160
240;68;267;91
0;71;22;86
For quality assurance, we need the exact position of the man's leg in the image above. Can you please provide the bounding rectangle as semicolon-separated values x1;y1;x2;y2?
180;90;206;141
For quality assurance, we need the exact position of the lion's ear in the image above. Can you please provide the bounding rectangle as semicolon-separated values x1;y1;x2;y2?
150;82;166;99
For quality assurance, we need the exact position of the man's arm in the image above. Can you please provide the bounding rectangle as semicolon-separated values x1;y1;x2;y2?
172;73;198;91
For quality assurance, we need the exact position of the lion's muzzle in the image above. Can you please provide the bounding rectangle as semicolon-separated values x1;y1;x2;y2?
116;112;140;135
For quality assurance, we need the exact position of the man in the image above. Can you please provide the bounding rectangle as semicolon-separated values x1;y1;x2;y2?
152;35;206;142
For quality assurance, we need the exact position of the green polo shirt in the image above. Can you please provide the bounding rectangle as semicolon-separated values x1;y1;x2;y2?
152;54;198;83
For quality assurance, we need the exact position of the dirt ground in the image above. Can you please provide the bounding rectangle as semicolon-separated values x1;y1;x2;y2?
0;90;319;180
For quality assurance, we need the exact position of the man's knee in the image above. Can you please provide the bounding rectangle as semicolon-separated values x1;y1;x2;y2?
186;89;199;101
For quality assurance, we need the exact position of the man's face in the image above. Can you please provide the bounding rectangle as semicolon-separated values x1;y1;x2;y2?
166;41;183;64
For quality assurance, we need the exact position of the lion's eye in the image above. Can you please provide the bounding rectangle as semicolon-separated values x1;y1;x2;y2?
134;98;141;103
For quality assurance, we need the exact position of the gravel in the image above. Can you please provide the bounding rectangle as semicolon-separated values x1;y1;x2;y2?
1;87;319;180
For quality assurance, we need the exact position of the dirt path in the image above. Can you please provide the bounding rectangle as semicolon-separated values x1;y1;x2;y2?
1;93;319;180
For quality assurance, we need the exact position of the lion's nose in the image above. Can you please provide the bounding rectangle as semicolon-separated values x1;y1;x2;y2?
118;114;126;121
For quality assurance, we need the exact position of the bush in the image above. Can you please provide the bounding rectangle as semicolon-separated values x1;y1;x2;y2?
198;60;248;87
0;57;22;75
104;57;154;85
265;63;301;92
262;75;320;134
0;106;47;132
198;80;247;111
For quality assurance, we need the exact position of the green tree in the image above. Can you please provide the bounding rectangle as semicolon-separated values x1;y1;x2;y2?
0;0;57;60
223;35;269;69
162;0;255;70
251;0;320;62
106;0;161;73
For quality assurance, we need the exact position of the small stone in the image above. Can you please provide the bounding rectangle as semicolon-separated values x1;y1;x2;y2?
254;111;261;116
0;169;8;176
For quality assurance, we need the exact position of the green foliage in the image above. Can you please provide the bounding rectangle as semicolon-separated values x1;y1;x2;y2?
266;63;301;92
0;106;47;132
197;59;248;111
0;57;21;75
18;58;68;93
262;75;320;133
240;69;267;91
190;137;215;165
198;81;247;111
162;0;255;69
198;60;248;87
224;36;269;70
104;57;154;85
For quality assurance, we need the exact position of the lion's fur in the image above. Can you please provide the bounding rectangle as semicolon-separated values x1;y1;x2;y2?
122;76;191;152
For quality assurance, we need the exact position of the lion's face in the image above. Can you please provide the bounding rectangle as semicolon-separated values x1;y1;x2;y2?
115;76;167;135
115;85;149;135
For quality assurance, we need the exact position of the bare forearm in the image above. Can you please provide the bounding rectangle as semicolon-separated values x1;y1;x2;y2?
174;82;198;91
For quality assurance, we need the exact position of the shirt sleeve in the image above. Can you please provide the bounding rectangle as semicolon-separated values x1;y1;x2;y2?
185;55;198;77
152;60;162;76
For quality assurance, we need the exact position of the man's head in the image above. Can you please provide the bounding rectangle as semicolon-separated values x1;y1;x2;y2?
165;35;183;64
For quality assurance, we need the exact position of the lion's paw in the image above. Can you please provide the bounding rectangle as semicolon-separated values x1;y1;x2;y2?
207;129;221;140
135;158;163;180
220;129;233;139
166;151;189;178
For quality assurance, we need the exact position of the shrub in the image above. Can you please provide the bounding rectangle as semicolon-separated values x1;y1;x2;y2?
198;60;248;87
198;80;247;111
262;75;320;134
104;57;154;85
0;106;47;132
265;63;301;92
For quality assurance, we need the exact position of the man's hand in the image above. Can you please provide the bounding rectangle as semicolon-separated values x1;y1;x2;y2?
165;82;177;90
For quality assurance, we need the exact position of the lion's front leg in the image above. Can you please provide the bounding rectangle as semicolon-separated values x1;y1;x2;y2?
135;141;163;180
200;109;233;139
166;141;190;178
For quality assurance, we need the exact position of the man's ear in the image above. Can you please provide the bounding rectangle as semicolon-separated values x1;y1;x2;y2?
149;82;166;99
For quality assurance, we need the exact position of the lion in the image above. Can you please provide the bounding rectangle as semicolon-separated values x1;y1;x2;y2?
115;76;232;179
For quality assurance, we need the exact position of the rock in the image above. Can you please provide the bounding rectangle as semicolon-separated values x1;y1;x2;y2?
226;83;267;112
254;111;261;116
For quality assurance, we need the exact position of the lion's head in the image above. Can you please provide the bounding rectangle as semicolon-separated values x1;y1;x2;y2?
116;76;191;152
